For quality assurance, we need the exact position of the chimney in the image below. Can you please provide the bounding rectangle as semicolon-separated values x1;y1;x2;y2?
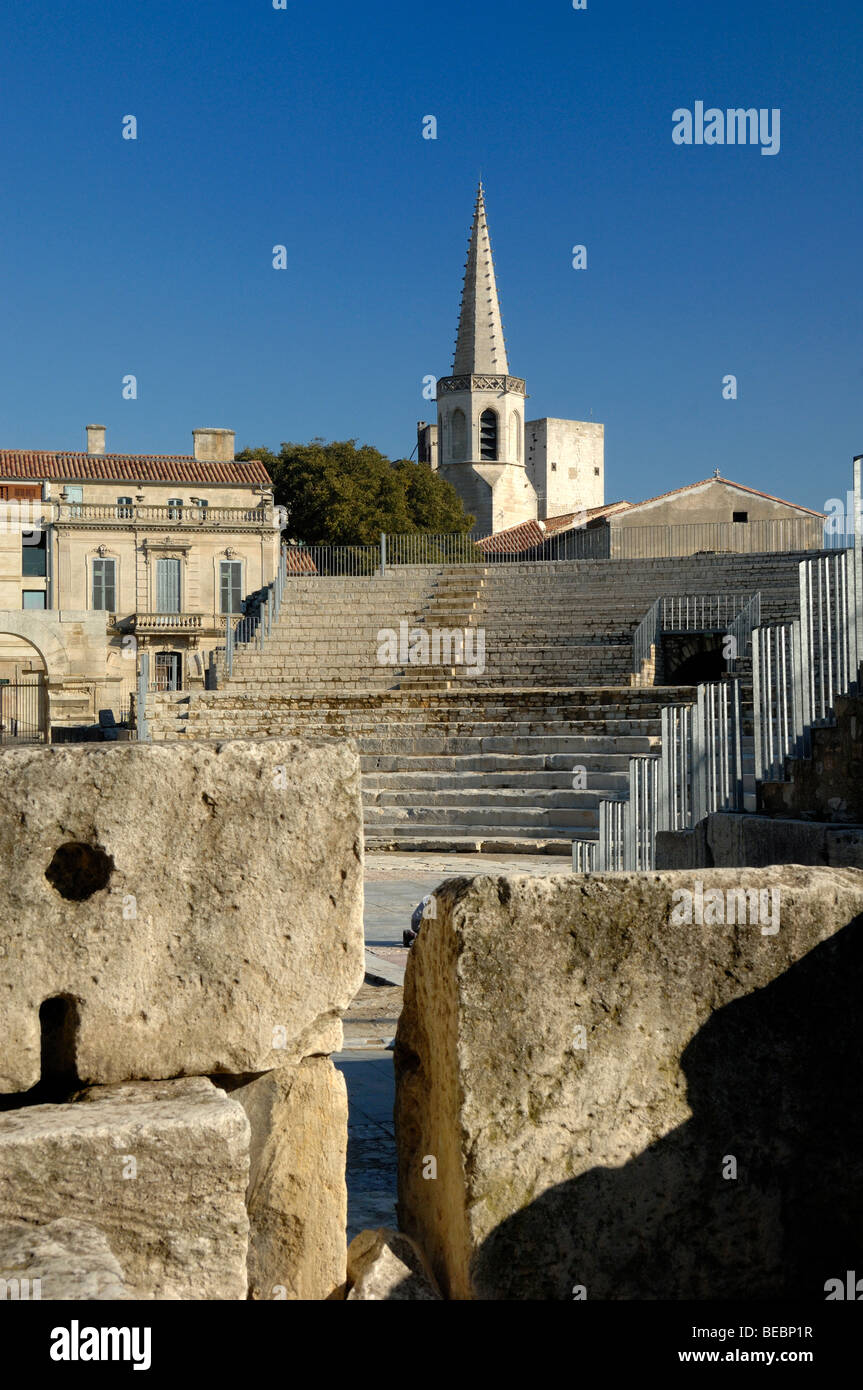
86;424;106;456
193;427;236;463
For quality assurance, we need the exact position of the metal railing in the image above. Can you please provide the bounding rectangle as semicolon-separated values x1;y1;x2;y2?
632;599;661;679
572;839;598;873
224;546;289;678
0;676;48;744
692;679;744;824
609;517;822;559
632;592;759;677
657;702;693;832
596;677;744;871
136;652;151;742
752;623;805;782
598;798;627;872
282;519;829;578
626;755;661;870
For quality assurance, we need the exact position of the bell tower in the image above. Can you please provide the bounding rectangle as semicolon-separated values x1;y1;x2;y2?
435;183;537;536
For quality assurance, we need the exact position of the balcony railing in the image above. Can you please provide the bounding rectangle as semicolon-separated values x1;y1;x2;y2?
129;613;204;633
125;613;233;634
55;502;273;527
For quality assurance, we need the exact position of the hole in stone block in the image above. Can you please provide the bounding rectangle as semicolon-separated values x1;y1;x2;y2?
45;842;114;901
0;995;82;1109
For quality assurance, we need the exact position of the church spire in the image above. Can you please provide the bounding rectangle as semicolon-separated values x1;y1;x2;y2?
452;182;510;375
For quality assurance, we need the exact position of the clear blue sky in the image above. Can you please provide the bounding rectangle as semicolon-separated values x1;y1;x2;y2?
1;0;860;514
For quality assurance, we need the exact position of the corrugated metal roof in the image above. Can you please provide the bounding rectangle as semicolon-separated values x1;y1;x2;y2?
0;451;272;487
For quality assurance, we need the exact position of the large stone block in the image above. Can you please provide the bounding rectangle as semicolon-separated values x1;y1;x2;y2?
226;1057;348;1300
0;738;364;1091
395;868;863;1299
0;1218;130;1300
0;1078;249;1300
346;1228;442;1301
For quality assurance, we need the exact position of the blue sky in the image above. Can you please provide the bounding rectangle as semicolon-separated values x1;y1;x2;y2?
1;0;860;514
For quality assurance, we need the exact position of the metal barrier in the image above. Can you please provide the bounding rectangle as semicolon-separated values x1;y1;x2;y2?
596;677;743;871
597;799;627;871
657;703;693;832
281;522;829;578
136;652;151;743
798;550;853;725
751;623;805;782
572;839;598;873
632;592;759;677
692;680;744;825
748;464;863;786
625;755;661;870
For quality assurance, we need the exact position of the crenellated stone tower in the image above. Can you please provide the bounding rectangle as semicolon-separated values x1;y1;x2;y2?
435;183;537;537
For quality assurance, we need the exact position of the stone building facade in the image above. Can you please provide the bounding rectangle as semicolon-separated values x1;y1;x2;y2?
0;425;279;731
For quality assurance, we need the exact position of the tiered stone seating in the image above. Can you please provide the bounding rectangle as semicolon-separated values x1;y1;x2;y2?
146;552;809;853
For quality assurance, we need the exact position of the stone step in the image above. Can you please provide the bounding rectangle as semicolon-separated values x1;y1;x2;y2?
362;769;629;791
354;734;658;755
363;805;597;828
364;788;619;809
361;751;646;772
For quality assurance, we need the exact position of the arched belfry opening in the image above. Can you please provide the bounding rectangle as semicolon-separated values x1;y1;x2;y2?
480;410;499;461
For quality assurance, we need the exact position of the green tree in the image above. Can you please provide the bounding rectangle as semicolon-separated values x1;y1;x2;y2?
236;439;474;543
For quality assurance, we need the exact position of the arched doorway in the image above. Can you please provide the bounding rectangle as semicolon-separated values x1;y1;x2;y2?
0;633;48;744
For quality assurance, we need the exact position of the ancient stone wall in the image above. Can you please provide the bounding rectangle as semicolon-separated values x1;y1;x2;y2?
395;869;863;1299
0;737;364;1300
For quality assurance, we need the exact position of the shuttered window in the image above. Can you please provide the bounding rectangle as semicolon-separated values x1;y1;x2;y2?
92;558;116;611
220;560;243;615
156;557;181;613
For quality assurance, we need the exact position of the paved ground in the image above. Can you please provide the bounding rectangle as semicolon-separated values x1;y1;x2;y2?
336;853;570;1240
363;850;567;949
333;1049;398;1241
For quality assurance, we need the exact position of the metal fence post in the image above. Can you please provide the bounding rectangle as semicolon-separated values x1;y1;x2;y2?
137;651;150;743
380;532;387;577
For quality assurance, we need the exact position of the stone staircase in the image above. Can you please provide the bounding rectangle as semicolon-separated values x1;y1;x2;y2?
146;552;812;854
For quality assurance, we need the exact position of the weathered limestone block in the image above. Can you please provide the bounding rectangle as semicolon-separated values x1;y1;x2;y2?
0;1218;130;1300
227;1058;349;1300
0;738;364;1091
346;1228;442;1300
0;1078;250;1299
395;868;863;1300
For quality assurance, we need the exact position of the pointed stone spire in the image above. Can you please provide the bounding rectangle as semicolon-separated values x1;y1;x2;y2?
452;182;509;376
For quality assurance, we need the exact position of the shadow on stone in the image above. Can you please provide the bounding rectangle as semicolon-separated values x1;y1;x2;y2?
472;913;863;1299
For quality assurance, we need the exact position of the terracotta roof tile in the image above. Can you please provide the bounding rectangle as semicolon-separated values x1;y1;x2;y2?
0;451;272;488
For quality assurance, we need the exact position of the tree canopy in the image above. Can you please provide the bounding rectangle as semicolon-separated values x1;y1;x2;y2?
235;439;474;544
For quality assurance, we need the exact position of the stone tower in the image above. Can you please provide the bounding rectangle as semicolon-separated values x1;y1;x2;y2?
435;184;537;536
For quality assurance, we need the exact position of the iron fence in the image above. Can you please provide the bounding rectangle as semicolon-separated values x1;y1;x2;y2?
571;839;598;873
0;677;48;745
596;677;743;871
632;592;759;678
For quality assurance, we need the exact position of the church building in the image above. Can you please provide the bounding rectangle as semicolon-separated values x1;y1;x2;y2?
417;182;604;536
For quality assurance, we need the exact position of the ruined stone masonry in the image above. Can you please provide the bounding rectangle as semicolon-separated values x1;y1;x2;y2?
0;738;365;1300
395;869;863;1300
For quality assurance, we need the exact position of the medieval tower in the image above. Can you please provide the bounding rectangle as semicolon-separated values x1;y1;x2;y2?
419;182;605;536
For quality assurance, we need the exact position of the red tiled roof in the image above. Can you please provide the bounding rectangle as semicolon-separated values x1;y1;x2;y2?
476;502;629;550
0;451;272;488
283;548;318;575
622;476;824;518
